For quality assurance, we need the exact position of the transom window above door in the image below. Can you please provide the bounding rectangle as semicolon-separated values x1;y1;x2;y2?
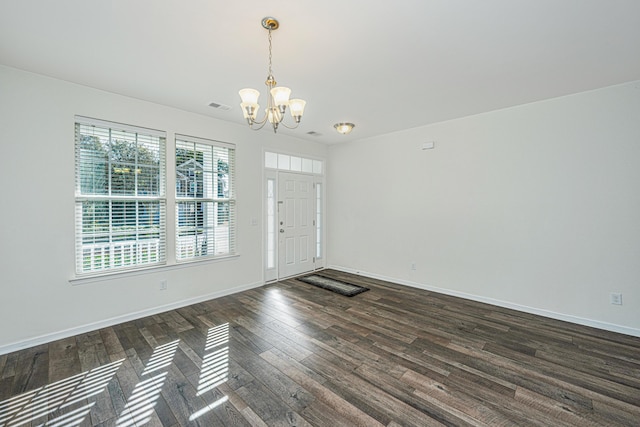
264;152;323;175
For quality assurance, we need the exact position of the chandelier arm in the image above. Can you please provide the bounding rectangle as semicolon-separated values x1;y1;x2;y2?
248;119;269;131
279;120;300;130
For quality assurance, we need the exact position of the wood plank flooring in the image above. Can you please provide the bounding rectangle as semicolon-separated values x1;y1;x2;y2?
1;269;639;426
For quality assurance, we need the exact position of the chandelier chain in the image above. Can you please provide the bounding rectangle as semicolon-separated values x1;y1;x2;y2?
268;27;273;79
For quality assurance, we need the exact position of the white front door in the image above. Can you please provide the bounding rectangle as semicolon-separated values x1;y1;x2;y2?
278;172;315;278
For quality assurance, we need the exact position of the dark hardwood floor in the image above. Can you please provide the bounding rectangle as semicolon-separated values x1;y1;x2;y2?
1;270;639;426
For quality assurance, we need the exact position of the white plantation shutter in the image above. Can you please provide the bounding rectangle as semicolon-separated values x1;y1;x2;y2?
175;134;236;261
75;116;167;275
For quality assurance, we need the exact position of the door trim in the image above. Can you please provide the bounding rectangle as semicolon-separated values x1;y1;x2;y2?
263;165;325;283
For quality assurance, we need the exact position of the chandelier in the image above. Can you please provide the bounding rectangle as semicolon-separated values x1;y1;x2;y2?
239;17;306;133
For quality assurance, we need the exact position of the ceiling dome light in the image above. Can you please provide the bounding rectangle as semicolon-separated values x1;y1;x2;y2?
334;122;355;135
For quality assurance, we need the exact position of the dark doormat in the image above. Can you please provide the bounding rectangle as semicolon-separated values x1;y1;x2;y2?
297;274;370;297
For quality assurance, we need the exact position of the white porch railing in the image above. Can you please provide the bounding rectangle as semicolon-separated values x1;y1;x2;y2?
81;228;230;271
81;239;161;272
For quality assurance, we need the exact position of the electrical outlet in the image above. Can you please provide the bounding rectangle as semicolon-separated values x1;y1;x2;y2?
610;292;622;305
160;280;168;291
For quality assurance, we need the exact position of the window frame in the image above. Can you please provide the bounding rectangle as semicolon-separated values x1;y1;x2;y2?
174;134;236;263
74;116;167;276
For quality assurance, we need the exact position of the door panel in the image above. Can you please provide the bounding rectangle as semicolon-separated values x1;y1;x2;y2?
300;235;309;262
278;172;315;278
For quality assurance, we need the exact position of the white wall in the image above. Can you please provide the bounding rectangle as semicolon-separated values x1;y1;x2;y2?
328;81;640;336
2;65;638;353
0;65;327;353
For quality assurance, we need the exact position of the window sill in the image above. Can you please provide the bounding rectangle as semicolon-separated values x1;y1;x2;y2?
69;254;240;286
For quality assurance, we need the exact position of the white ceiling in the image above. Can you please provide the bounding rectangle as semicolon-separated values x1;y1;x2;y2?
2;0;640;144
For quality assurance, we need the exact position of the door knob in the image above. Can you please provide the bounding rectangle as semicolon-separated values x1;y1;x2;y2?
280;229;285;233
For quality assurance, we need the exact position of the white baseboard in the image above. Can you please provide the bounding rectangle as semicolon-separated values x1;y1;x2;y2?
0;280;264;356
329;265;640;338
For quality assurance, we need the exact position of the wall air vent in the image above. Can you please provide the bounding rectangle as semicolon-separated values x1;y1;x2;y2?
208;102;232;111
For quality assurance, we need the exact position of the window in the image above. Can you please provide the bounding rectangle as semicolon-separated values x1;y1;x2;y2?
266;178;276;269
265;151;323;174
316;182;323;259
74;117;166;275
175;135;235;261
